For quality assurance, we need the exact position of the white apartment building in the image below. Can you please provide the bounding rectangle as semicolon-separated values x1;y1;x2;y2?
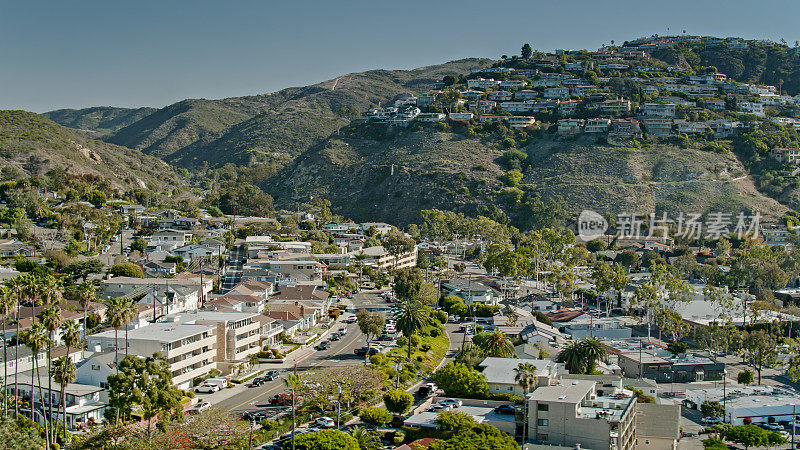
642;102;676;117
739;101;765;117
87;322;217;390
171;310;261;368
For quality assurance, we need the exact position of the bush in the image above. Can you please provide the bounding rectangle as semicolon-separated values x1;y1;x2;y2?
487;393;523;403
369;353;387;366
429;328;441;338
393;430;406;446
360;407;392;427
432;310;447;325
435;410;477;433
384;390;414;414
420;343;432;352
110;262;143;278
293;429;359;450
397;336;409;347
185;391;195;399
409;335;420;348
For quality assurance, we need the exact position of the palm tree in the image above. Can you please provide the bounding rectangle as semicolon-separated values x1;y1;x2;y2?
120;297;137;358
283;373;302;450
104;297;126;373
556;340;586;374
348;426;381;449
395;299;430;361
0;285;15;419
479;331;516;358
51;356;76;442
20;322;50;444
6;276;27;417
41;306;63;446
76;282;95;339
353;251;367;292
515;362;537;442
580;337;607;374
60;321;81;359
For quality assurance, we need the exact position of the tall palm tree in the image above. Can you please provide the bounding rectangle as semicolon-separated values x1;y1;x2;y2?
283;373;302;450
556;340;586;374
6;276;27;417
395;299;430;361
0;285;15;419
120;297;137;359
20;321;50;447
51;356;76;442
580;337;607;374
104;297;126;373
480;331;516;358
60;321;81;359
76;282;95;339
353;251;367;292
41;306;63;446
515;362;537;442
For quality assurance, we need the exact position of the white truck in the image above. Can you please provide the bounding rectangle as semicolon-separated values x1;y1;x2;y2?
204;377;229;389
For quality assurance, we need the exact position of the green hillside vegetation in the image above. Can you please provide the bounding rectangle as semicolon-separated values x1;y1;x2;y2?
43;106;157;136
0;110;182;192
105;59;492;168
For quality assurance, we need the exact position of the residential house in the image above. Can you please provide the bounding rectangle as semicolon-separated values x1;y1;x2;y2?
597;98;632;115
448;112;474;122
610;118;642;138
556;99;579;116
507;116;536;129
416;113;446;122
467;78;501;90
585;118;611;133
642;118;673;136
477;357;564;397
0;239;34;257
544;87;570;99
119;204;145;215
768;147;800;164
739;101;765;117
642;103;676;117
635;403;681;450
514;90;540;101
441;279;499;305
573;85;598;96
488;91;513;102
557;118;584;134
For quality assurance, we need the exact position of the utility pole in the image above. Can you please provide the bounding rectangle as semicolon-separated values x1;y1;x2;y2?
336;384;342;430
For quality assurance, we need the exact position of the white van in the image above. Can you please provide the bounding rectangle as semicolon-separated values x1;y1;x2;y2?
204;377;229;389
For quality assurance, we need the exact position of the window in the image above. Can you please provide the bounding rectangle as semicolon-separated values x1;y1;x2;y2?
537;419;549;426
537;403;549;411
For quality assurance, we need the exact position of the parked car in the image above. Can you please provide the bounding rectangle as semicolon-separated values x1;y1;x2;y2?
346;293;354;299
195;383;220;394
250;377;266;387
426;404;449;412
345;315;357;324
438;398;463;408
354;346;379;356
338;327;347;336
315;416;335;428
377;334;393;341
189;401;211;414
270;394;293;406
701;416;722;424
417;382;437;397
330;332;341;341
317;341;331;350
494;405;516;415
761;423;783;431
264;370;280;381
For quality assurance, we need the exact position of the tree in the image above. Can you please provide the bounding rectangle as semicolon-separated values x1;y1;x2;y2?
0;416;44;449
356;309;384;360
428;423;518;450
359;407;392;427
454;343;485;369
724;423;784;449
580;337;607;374
110;263;143;278
347;426;382;450
701;401;725;419
521;43;533;59
293;430;359;450
51;356;76;441
383;231;415;270
395;299;430;361
284;373;303;450
667;341;688;356
41;305;63;444
435;410;476;433
557;340;586;374
515;362;537;441
393;268;424;302
383;390;414;415
0;285;15;419
129;238;146;253
19;322;49;436
742;330;776;384
76;281;95;337
431;363;488;398
615;250;639;269
64;259;104;283
738;369;754;385
475;331;515;358
442;75;457;86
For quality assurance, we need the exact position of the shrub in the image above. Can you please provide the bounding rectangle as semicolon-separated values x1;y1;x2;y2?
110;262;143;278
369;353;387;366
384;390;414;414
185;391;195;399
420;343;432;352
360;407;392;427
293;429;359;450
393;430;406;446
432;310;447;324
397;336;409;347
429;328;441;338
409;335;420;348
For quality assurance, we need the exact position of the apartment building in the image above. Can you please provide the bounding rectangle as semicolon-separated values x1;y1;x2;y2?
357;245;418;271
739;101;765;117
478;357;564;397
467;78;501;90
585;118;611;133
597;98;632;115
642;102;676;117
642;118;673;136
544;87;570;99
557;118;584;134
173;311;261;368
87;322;217;390
526;380;636;450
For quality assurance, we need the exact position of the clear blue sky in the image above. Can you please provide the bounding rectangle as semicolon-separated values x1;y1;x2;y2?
2;0;799;113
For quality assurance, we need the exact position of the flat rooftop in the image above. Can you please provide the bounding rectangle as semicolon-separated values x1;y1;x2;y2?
90;322;214;343
404;405;514;429
528;380;595;404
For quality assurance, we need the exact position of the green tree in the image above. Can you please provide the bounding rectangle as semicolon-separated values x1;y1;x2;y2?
64;259;104;283
742;330;776;384
580;337;607;374
435;410;476;433
521;43;533;59
356;309;384;359
0;416;44;449
284;373;303;450
395;299;430;361
359;407;392;427
383;390;414;415
130;238;147;253
51;356;76;441
431;363;488;398
428;423;518;450
738;369;754;385
347;426;382;450
724;423;784;450
474;331;515;358
83;189;107;208
110;262;143;278
293;429;359;450
42;305;63;444
667;341;688;356
556;340;585;374
0;286;15;419
701;401;725;419
19;322;49;431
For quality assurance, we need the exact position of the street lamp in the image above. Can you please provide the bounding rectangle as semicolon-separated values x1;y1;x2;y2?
336;384;342;430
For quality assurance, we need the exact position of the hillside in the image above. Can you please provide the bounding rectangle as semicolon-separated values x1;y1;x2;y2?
105;59;491;167
43;106;157;136
266;130;786;229
0;110;182;191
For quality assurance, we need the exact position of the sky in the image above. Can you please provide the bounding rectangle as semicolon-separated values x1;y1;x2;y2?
2;0;800;113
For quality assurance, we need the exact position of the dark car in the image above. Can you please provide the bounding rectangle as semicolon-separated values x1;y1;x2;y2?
494;405;516;415
354;346;380;356
317;341;331;350
250;377;265;387
270;394;293;406
264;370;280;381
330;332;341;341
377;334;393;341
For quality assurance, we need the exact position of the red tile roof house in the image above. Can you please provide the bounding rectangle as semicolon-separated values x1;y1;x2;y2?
395;438;439;450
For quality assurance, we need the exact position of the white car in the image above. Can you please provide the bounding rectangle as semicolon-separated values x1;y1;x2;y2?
190;401;211;414
761;423;782;431
195;383;220;394
701;416;722;424
315;416;335;428
438;398;463;408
